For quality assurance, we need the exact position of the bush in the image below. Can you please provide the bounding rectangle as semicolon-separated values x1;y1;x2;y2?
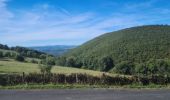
39;64;53;74
30;59;39;64
46;57;56;65
56;57;66;66
15;55;25;62
0;51;3;58
3;52;11;57
99;56;114;72
66;56;76;67
135;63;148;75
114;61;135;75
41;56;56;65
40;54;46;59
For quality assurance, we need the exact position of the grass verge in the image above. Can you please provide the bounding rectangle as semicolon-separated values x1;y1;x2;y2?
0;84;170;89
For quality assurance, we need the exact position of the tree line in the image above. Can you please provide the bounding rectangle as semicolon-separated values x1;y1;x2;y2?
56;56;170;76
0;44;49;59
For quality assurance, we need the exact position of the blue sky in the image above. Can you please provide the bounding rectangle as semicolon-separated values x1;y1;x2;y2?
0;0;170;46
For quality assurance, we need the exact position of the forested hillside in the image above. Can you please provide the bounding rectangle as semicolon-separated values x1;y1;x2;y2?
0;44;48;59
57;25;170;75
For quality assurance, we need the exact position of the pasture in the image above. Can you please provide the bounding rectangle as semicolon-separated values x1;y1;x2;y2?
0;58;109;76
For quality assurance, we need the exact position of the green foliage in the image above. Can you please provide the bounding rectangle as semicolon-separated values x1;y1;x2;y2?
3;52;11;57
56;57;66;66
10;52;17;58
0;51;3;58
0;44;50;59
147;59;170;75
98;56;114;71
39;56;55;74
0;44;52;65
114;61;135;75
0;44;9;50
39;54;46;59
15;55;25;62
135;63;148;75
59;25;170;74
30;59;39;64
11;46;48;59
66;56;76;67
46;57;56;65
39;64;53;74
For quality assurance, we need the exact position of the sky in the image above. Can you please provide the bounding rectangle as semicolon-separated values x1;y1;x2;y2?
0;0;170;46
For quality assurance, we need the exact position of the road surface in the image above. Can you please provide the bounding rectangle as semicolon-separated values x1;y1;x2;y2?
0;89;170;100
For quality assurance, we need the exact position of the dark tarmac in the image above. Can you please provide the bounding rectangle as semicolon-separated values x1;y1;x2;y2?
0;89;170;100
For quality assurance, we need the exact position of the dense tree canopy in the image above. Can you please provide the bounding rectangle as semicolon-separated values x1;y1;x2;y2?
57;25;170;75
114;61;135;75
15;55;25;62
11;46;47;58
0;51;3;58
0;44;51;59
98;56;114;71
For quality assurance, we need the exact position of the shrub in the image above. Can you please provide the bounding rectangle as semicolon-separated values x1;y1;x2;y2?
135;63;148;75
99;56;114;72
114;61;135;75
30;59;39;64
3;52;11;57
66;56;76;67
56;57;66;66
0;51;3;58
39;64;53;74
41;56;56;65
15;55;25;62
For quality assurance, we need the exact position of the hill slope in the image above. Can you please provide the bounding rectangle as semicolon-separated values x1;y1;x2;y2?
0;44;49;59
60;25;170;72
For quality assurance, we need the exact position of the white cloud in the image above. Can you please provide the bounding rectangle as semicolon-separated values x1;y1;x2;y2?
0;2;100;46
0;0;170;46
0;0;13;23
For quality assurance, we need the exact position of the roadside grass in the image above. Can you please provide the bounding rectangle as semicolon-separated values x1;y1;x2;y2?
122;83;170;89
0;58;112;76
1;83;170;89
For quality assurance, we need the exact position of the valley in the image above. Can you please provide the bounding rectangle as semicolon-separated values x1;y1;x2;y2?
1;25;170;89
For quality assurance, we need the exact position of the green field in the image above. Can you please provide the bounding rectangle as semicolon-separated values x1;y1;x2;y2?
1;58;170;89
0;58;110;76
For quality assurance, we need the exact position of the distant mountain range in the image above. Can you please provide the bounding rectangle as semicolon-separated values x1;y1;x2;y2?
30;45;77;56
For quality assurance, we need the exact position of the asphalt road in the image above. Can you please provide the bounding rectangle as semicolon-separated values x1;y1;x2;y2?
0;89;170;100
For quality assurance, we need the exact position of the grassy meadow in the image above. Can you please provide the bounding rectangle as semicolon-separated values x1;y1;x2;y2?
0;58;170;89
0;58;109;76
